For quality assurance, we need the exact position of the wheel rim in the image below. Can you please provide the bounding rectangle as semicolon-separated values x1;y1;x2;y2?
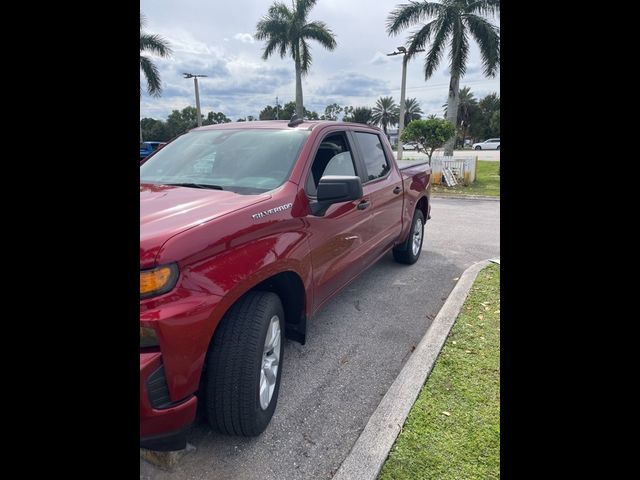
412;218;423;256
260;315;281;410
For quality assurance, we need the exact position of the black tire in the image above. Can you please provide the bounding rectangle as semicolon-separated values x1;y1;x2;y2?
204;291;284;436
475;146;482;150
393;209;425;265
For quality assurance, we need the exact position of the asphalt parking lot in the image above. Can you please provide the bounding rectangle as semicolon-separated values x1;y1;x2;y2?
140;197;500;480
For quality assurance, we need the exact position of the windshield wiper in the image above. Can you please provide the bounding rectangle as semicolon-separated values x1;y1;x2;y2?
165;182;224;190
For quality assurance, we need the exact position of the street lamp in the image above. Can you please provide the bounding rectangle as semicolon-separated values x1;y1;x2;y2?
387;46;424;159
183;73;208;127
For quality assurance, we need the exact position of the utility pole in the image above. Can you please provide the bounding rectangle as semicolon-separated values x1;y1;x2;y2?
275;96;280;120
183;73;208;127
387;46;424;160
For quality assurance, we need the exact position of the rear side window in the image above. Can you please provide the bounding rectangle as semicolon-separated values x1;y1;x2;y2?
354;132;390;181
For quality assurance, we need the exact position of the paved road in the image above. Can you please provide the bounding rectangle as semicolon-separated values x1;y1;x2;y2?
397;149;500;161
140;198;500;480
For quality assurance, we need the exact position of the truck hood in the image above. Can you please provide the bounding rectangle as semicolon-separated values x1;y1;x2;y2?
140;183;270;267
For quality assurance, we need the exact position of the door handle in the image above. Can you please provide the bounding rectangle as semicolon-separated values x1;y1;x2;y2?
357;200;370;210
393;186;402;194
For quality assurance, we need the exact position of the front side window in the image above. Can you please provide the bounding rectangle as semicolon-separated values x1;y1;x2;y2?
140;129;310;195
354;132;390;181
306;133;357;197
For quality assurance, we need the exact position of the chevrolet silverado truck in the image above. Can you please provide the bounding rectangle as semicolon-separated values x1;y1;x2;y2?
140;117;431;450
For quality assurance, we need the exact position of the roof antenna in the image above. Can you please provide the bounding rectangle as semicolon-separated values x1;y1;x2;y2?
288;113;304;127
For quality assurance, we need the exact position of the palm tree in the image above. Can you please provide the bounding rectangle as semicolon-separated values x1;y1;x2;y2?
256;0;337;118
371;96;400;138
387;0;500;155
140;13;172;98
344;107;373;125
444;86;478;147
403;98;423;126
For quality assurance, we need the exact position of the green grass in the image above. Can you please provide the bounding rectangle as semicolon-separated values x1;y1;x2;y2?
433;160;500;197
378;264;500;480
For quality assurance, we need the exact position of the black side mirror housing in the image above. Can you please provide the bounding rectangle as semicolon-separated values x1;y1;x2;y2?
311;175;363;216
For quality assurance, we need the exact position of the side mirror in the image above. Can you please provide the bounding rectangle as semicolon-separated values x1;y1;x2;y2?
311;175;363;216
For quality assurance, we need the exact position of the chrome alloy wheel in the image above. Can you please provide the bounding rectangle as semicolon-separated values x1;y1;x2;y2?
412;217;423;257
259;315;281;410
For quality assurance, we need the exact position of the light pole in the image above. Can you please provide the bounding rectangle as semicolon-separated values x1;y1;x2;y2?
387;46;424;159
183;73;208;127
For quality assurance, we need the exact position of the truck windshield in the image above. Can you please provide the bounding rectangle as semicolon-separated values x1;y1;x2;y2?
140;129;310;195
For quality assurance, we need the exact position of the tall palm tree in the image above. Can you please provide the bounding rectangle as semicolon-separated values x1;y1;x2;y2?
387;0;500;155
140;13;172;98
403;97;423;126
371;96;400;138
256;0;337;118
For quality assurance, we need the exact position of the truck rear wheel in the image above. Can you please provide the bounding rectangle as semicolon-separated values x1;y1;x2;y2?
393;209;425;265
204;291;284;436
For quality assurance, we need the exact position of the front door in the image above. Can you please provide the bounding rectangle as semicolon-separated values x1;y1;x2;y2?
304;131;375;310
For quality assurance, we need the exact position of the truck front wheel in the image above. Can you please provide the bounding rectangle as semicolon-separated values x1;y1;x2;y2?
393;209;425;265
204;291;284;436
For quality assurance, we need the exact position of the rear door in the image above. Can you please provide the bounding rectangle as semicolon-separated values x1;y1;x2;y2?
303;129;376;309
351;130;404;261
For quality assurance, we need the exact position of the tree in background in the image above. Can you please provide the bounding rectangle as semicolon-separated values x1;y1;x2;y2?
259;105;279;120
277;101;319;120
166;106;200;138
140;13;172;97
478;92;500;138
403;98;423;126
371;96;399;138
387;0;500;155
141;107;232;141
401;118;456;164
343;107;373;124
256;0;337;118
203;112;231;125
321;103;343;120
140;118;170;141
444;86;479;147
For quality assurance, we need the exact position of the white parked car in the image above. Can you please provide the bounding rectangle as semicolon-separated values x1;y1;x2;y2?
402;142;419;151
472;138;500;150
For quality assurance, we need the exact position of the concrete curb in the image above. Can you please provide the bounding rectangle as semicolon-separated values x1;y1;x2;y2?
331;259;494;480
432;194;500;201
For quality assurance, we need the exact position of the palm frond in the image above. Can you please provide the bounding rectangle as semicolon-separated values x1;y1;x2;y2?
405;19;437;58
448;17;469;79
301;21;337;50
422;16;451;79
387;1;443;35
140;55;162;97
465;14;500;77
466;0;500;18
296;0;318;19
299;40;312;74
140;33;172;57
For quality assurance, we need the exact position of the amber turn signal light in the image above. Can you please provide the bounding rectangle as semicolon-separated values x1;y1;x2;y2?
140;264;179;299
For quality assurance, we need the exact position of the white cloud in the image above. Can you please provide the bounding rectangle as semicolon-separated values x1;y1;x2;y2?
233;33;255;44
370;52;390;65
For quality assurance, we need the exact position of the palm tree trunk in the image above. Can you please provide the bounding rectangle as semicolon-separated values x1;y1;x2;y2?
295;45;304;118
444;75;460;156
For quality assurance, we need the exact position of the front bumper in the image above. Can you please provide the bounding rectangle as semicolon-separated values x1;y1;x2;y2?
140;351;197;450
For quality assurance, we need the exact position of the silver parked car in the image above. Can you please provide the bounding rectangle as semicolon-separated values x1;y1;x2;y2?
472;138;500;150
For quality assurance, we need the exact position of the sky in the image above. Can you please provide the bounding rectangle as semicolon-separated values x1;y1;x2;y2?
140;0;500;121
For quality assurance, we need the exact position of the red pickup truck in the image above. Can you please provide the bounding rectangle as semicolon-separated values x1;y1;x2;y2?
140;118;431;450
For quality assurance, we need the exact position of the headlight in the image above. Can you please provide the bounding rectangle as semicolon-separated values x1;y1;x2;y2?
140;326;159;348
140;263;179;299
